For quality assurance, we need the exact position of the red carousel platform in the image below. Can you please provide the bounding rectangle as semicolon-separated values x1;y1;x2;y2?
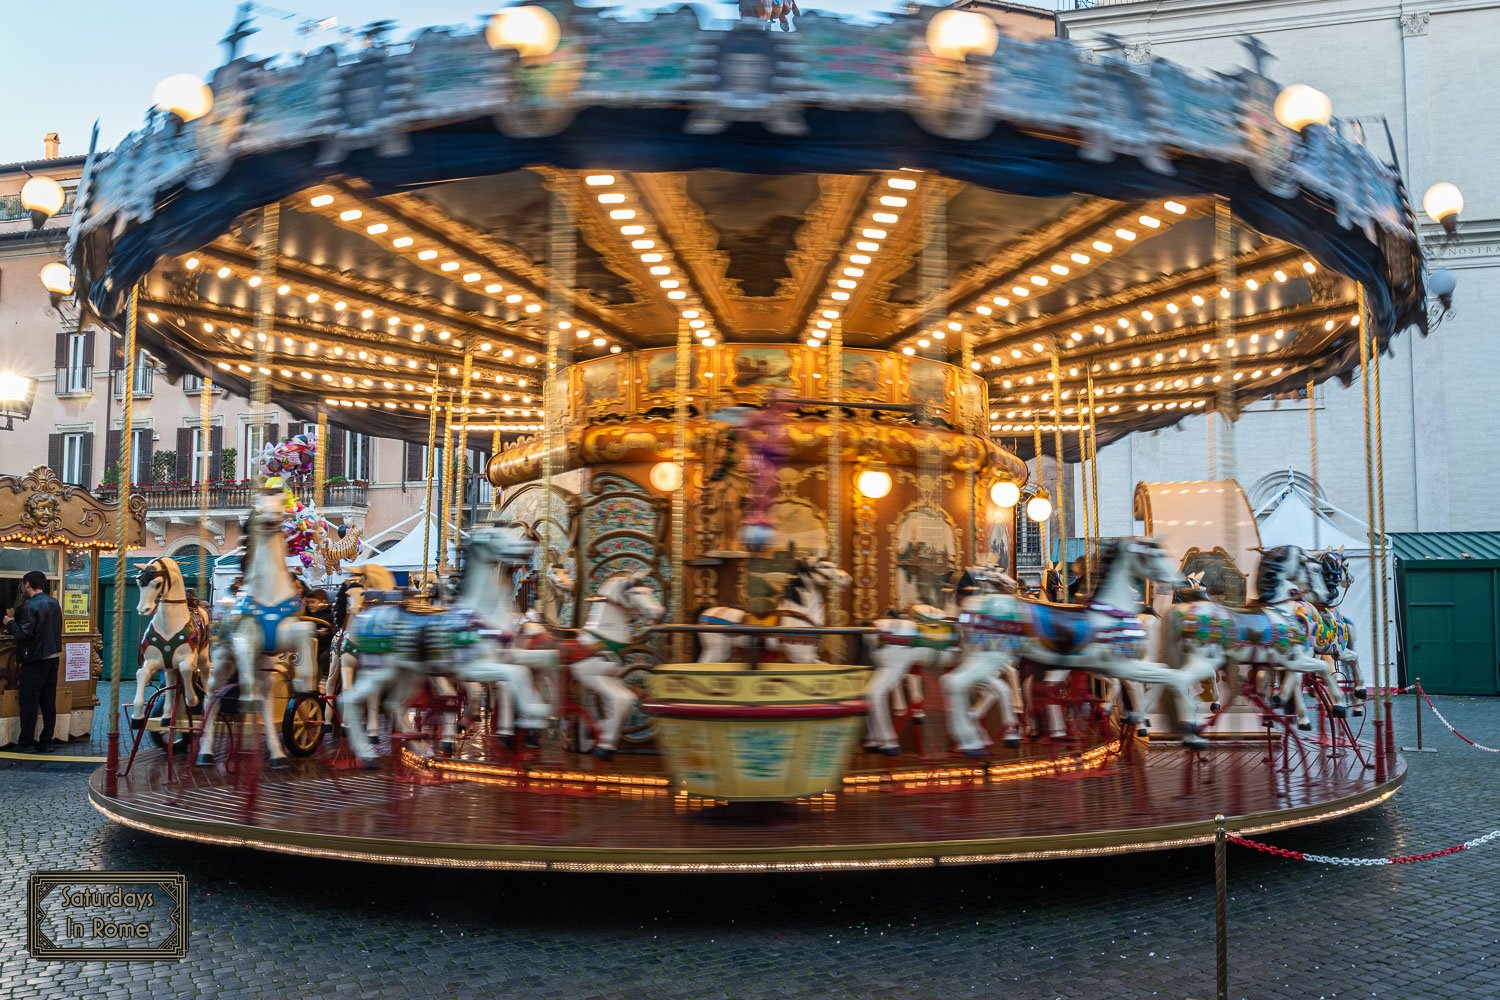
88;723;1404;873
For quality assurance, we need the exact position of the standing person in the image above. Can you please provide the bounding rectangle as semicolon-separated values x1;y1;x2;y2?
4;571;64;753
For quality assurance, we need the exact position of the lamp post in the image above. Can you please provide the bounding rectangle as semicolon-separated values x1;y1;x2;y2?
0;372;37;431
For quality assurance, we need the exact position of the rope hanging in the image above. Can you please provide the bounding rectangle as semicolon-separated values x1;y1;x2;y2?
1356;285;1385;722
198;378;215;597
420;371;440;586
1049;348;1067;603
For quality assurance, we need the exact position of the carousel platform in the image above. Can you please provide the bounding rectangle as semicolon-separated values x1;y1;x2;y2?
87;732;1404;873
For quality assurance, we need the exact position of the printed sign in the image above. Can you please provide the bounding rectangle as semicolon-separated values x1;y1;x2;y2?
63;591;89;616
29;873;188;961
63;619;90;635
64;642;91;683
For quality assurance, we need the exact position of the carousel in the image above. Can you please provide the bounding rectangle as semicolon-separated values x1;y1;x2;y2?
59;3;1444;871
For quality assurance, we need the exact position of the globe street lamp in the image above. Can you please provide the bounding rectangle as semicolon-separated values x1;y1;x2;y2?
20;175;66;230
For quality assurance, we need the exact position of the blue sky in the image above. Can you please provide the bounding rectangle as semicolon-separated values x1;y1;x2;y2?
1;0;1005;165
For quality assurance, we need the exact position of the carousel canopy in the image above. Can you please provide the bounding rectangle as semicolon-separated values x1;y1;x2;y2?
66;4;1426;458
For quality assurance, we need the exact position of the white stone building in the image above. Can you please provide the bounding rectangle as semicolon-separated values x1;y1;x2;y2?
1058;0;1497;535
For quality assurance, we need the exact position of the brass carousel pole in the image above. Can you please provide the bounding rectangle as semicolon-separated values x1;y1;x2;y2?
1086;370;1100;578
1050;349;1068;603
542;176;575;618
1307;377;1319;551
314;411;328;511
436;391;455;573
959;320;974;567
105;286;140;796
420;371;440;587
1075;382;1091;593
1370;304;1395;754
453;346;474;551
826;315;845;660
1357;284;1385;778
1033;422;1046;590
490;423;503;515
1215;198;1236;570
198;379;214;601
671;315;691;660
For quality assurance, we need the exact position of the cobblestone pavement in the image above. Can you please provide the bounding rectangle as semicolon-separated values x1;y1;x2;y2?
2;696;1496;1000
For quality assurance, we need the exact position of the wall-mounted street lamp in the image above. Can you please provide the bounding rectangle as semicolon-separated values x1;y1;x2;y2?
0;372;38;431
19;175;65;230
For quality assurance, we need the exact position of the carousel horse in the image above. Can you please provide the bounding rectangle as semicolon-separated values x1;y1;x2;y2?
697;556;852;664
968;538;1210;748
131;557;211;730
1309;548;1363;712
560;569;665;759
1141;572;1238;738
329;564;398;739
861;565;1015;755
198;491;321;767
489;561;576;737
339;525;553;767
1222;545;1349;729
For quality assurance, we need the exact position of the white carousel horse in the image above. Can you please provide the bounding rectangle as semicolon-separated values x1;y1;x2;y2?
339;525;553;767
328;564;398;739
198;490;321;768
1309;548;1364;712
861;565;1014;755
939;567;1032;757
697;556;852;664
559;570;665;759
131;557;211;730
1223;545;1348;729
489;561;575;737
966;538;1211;748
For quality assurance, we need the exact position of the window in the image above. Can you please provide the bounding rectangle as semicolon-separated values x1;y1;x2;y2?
405;443;444;482
106;427;154;484
55;330;94;395
245;422;270;459
114;351;154;399
344;432;371;482
49;431;94;486
175;424;222;482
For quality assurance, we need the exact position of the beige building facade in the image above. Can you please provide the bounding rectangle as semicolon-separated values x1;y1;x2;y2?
0;138;474;575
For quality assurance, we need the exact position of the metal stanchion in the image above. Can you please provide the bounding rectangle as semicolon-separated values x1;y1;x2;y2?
1402;678;1436;753
1214;813;1229;1000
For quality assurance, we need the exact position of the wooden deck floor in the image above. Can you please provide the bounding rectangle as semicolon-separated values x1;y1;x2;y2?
89;730;1405;872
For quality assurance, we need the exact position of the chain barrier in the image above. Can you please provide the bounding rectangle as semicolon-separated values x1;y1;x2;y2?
1414;683;1500;753
1229;829;1500;867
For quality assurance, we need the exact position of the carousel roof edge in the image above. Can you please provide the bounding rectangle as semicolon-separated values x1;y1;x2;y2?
67;5;1421;316
0;466;147;549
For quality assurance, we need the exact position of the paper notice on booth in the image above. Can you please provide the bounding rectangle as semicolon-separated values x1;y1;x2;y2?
64;642;91;682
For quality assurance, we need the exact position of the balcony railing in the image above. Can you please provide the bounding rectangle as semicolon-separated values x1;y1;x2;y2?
97;481;368;510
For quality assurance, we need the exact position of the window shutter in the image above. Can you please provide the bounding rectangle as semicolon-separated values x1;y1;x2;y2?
176;428;193;481
210;426;224;478
405;442;423;481
48;434;63;475
267;423;281;445
328;426;346;478
79;432;94;488
83;330;96;367
109;336;125;370
55;333;69;368
105;430;121;474
137;430;154;484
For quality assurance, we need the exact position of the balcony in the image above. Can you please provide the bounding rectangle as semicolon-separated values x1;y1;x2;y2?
97;481;368;543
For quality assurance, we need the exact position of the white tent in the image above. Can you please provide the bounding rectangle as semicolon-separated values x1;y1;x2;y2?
350;504;462;578
1255;475;1398;686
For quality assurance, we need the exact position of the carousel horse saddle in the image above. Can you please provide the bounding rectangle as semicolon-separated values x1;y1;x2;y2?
141;612;208;658
878;609;959;649
1230;606;1307;653
1024;601;1147;657
1167;602;1237;645
351;603;483;659
233;594;304;650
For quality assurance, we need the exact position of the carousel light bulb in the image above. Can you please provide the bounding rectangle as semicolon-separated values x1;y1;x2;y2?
1274;84;1333;133
441;261;459;271
855;469;893;499
585;174;615;187
862;228;887;240
367;223;389;235
888;177;918;190
990;480;1020;508
926;9;999;62
486;5;562;58
1093;240;1113;254
153;73;214;123
1423;182;1464;234
39;261;73;297
418;249;439;260
485;283;503;293
310;194;335;208
339;209;362;222
1026;494;1052;523
19;175;65;228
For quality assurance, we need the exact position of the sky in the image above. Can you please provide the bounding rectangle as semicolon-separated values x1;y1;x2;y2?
0;0;1027;165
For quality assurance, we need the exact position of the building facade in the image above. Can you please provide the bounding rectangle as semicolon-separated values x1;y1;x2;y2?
1059;0;1493;536
0;138;483;574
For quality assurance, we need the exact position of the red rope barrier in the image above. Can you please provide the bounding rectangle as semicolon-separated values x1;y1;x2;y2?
1228;829;1500;866
1415;684;1500;753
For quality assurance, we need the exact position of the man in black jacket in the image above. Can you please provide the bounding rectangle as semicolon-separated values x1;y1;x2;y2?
5;571;64;752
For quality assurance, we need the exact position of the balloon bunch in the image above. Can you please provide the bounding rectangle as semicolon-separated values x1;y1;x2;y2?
255;430;317;481
277;491;322;568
